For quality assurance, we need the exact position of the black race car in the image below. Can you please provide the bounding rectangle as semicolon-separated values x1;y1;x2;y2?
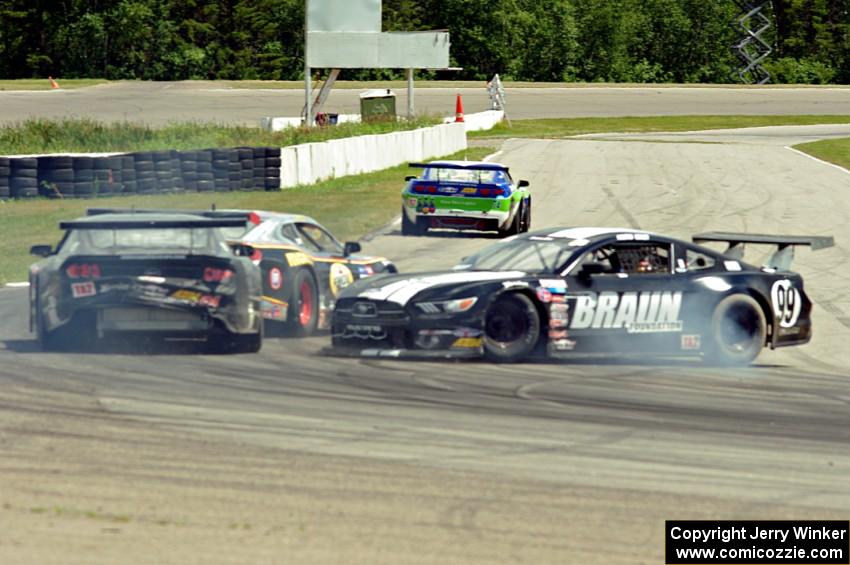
29;213;263;352
87;208;397;336
331;227;833;365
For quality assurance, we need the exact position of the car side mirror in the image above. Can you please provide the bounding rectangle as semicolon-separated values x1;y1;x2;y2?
579;263;606;279
231;243;255;257
30;244;52;257
405;176;417;181
344;241;361;257
518;180;529;188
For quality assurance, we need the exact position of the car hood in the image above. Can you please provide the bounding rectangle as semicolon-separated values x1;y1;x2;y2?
341;270;527;306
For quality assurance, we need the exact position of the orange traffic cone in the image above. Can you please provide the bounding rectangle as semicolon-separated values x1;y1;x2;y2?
48;76;59;89
454;94;465;123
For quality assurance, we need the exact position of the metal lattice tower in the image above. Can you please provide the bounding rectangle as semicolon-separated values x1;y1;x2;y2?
732;1;774;84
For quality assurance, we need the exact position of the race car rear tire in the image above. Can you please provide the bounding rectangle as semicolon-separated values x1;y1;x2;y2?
521;198;532;232
228;329;263;354
401;207;426;236
705;294;766;366
483;293;541;363
499;202;523;238
288;269;319;337
208;327;262;354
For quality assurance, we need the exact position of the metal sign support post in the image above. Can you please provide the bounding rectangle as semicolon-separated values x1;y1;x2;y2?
406;69;414;119
304;63;312;126
304;0;312;126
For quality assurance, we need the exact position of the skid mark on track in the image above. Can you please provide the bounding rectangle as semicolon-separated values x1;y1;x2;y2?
601;185;641;229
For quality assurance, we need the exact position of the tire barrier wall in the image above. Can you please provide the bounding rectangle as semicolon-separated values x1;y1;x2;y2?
0;147;283;199
0;120;467;198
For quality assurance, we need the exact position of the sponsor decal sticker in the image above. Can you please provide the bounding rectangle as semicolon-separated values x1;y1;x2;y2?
98;282;130;293
71;281;96;298
551;338;576;351
269;267;283;291
462;187;477;194
134;284;169;299
771;280;802;328
536;287;552;303
724;260;742;272
681;334;701;350
570;291;683;333
548;329;569;339
407;197;418;207
452;337;483;349
503;280;530;289
286;252;313;267
538;279;567;293
329;263;354;296
171;289;202;303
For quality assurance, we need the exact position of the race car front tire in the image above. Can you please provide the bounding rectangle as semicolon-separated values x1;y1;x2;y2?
705;294;766;366
483;293;541;363
288;268;319;337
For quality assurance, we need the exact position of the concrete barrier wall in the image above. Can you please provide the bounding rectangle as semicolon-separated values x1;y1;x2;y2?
278;121;466;188
443;110;505;133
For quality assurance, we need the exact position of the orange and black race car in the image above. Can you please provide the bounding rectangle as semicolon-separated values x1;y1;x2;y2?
87;208;397;336
235;211;396;335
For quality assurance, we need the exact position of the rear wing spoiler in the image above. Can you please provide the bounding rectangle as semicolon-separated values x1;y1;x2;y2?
692;232;834;271
61;218;249;230
408;162;510;172
87;207;250;220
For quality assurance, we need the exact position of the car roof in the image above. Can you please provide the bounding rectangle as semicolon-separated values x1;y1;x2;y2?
426;160;508;170
524;226;670;244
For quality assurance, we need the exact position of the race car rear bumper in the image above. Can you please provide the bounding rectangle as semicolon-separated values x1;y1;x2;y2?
403;197;518;230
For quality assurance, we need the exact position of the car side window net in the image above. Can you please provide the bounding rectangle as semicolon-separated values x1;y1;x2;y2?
582;244;671;275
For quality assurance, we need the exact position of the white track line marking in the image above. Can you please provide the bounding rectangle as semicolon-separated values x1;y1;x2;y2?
4;282;29;288
483;150;503;162
784;146;850;176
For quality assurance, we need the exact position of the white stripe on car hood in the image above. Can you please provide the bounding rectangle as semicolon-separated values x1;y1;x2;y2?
359;271;526;306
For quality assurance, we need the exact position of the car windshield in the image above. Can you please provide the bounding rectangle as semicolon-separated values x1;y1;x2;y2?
460;237;578;273
423;167;502;183
58;227;229;256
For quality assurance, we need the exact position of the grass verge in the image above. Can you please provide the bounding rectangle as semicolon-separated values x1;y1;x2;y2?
0;79;109;91
793;138;850;170
0;146;494;285
0;116;440;155
471;115;850;139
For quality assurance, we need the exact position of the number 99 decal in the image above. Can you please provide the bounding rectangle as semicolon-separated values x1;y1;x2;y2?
771;280;801;328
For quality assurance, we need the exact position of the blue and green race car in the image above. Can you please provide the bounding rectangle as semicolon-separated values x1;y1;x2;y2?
401;161;531;237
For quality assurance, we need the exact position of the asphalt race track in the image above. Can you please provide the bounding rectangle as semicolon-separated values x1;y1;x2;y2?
2;121;850;562
0;81;849;125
